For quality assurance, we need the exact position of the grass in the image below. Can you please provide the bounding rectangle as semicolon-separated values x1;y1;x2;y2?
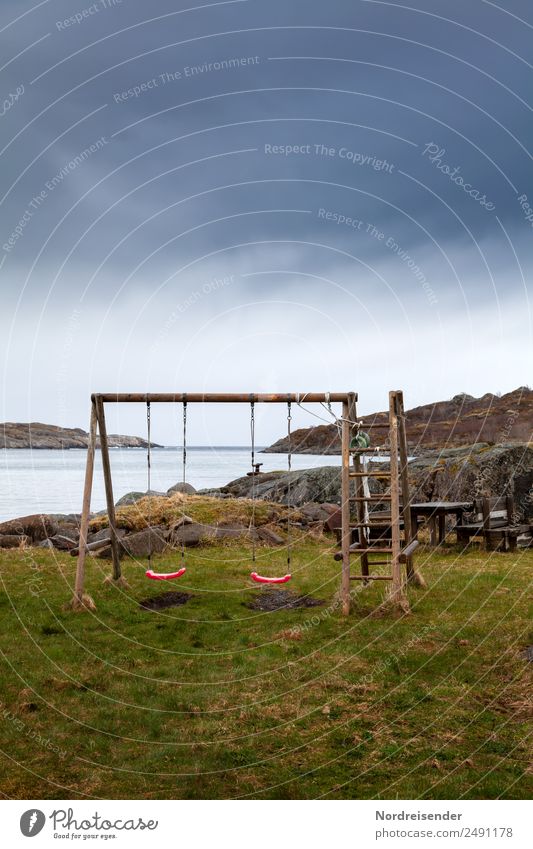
0;534;531;800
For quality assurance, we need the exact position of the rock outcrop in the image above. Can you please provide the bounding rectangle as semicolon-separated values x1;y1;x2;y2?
204;443;533;520
406;442;533;520
1;422;161;449
263;387;533;454
203;467;346;506
200;467;385;506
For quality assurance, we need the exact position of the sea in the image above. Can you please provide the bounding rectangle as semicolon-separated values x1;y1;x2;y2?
0;447;343;523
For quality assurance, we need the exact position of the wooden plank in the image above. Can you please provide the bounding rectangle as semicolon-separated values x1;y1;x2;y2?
70;536;115;557
95;397;122;581
399;539;420;562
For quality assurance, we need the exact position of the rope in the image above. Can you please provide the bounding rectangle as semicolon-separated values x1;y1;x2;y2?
287;400;292;569
294;392;354;438
146;401;152;567
250;398;256;563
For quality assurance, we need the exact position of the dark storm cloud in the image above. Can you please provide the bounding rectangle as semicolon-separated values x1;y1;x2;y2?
1;0;532;434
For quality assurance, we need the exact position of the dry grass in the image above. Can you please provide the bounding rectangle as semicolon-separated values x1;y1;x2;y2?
89;493;303;533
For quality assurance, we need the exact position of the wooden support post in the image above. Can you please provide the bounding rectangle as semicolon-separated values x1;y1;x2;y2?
66;401;97;611
396;391;425;588
351;396;369;581
340;397;353;615
95;397;125;585
388;392;409;613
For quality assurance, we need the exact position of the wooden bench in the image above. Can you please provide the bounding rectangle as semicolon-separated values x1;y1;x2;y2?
455;496;529;552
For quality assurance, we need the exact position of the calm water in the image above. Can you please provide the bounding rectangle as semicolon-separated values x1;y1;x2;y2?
0;447;343;522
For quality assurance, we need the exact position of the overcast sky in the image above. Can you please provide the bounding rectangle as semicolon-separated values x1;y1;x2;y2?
1;0;532;444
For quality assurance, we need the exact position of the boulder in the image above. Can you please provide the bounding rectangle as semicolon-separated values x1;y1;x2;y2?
169;523;216;548
38;539;55;549
98;527;168;559
0;514;58;543
167;482;196;495
120;527;168;557
87;526;120;544
213;523;256;541
300;502;339;523
0;534;30;548
115;490;167;507
50;533;78;551
256;527;285;546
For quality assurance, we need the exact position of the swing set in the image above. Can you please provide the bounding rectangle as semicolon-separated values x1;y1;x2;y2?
69;391;420;615
143;396;293;584
70;393;354;610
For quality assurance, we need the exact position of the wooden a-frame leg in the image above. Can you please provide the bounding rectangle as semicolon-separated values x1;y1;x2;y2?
386;391;410;614
396;390;425;589
340;399;352;615
66;401;97;611
96;397;129;589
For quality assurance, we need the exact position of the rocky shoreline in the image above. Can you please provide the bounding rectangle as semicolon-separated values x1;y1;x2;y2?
1;442;531;555
1;422;161;449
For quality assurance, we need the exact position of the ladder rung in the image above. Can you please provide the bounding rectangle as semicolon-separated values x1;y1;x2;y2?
352;547;394;555
358;422;390;429
350;495;392;502
350;522;394;528
333;545;393;561
349;471;391;478
350;575;393;581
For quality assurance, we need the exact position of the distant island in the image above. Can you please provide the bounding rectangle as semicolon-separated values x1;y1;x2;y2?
263;387;533;454
1;422;161;449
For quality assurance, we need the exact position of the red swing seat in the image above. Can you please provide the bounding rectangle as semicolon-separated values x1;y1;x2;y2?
250;572;292;585
145;567;186;581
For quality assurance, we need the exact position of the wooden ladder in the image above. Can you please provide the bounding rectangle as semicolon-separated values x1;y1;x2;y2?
338;390;421;615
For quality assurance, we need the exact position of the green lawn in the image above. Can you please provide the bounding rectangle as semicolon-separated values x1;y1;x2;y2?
0;539;531;799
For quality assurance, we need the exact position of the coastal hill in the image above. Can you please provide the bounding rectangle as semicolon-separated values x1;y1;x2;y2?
263;387;533;454
1;422;160;449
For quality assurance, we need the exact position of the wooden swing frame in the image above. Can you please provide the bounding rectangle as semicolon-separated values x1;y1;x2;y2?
69;391;410;615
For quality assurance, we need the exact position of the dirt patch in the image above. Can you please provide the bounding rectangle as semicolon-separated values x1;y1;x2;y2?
139;592;193;611
246;588;324;611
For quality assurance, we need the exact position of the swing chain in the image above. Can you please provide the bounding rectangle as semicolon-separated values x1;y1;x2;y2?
181;398;188;563
287;400;292;569
182;398;187;486
250;399;256;563
147;401;152;565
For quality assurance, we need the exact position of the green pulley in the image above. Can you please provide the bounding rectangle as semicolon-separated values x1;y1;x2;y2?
350;431;371;450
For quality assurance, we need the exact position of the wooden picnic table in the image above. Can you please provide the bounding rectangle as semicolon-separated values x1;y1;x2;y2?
410;501;473;545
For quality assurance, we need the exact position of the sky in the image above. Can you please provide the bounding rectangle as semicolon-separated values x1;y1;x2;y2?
1;0;532;445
